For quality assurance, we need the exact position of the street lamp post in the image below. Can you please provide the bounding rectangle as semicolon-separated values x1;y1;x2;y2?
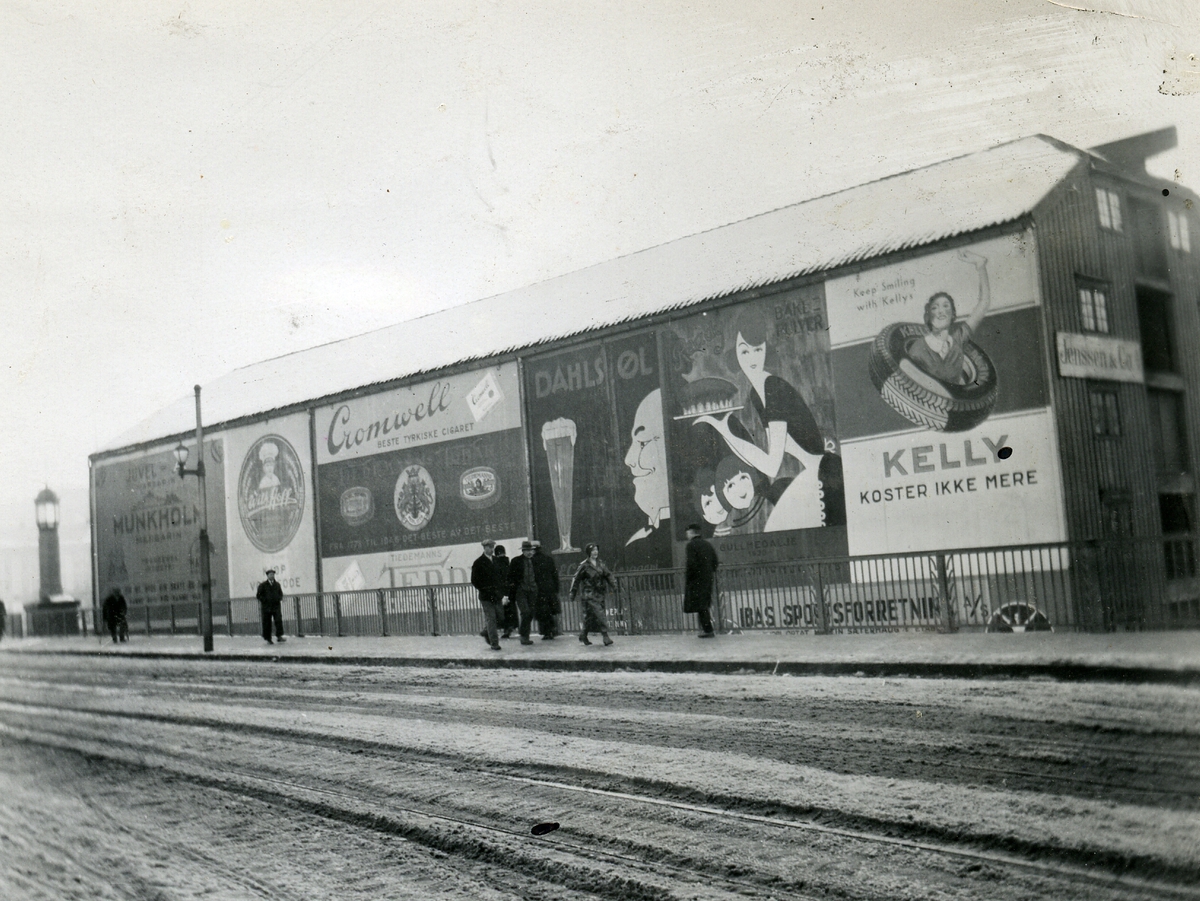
173;385;213;653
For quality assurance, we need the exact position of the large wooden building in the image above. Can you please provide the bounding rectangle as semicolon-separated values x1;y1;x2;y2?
90;128;1200;631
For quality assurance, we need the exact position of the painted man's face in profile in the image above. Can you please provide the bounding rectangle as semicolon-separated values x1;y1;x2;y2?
624;388;670;530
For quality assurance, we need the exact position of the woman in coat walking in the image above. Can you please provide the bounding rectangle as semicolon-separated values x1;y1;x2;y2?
570;543;615;646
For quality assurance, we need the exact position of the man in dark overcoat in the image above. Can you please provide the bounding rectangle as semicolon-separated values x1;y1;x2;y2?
102;588;128;643
507;541;538;645
531;540;561;640
470;539;503;650
683;523;719;638
492;544;516;638
256;569;286;644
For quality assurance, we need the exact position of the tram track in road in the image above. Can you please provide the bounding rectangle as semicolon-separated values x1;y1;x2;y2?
8;668;1200;811
3;699;1199;900
2;723;821;901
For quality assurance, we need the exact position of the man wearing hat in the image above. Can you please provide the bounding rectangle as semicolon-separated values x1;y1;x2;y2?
470;539;503;651
256;568;286;644
531;540;562;640
505;540;539;645
683;524;719;638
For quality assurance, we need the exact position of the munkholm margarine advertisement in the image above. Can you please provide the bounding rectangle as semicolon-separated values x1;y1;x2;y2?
222;412;317;597
825;232;1066;554
93;439;229;608
315;363;531;589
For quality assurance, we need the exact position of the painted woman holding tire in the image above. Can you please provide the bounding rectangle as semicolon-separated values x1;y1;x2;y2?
694;307;844;532
570;543;614;646
907;250;992;385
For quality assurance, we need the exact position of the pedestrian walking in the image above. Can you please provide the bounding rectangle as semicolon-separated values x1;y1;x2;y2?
471;539;503;651
531;540;561;640
101;588;128;643
683;523;719;638
570;543;614;646
256;569;286;644
493;544;517;638
507;540;538;645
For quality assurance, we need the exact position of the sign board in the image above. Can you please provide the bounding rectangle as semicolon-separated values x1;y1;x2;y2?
315;363;530;589
1055;332;1144;383
93;439;228;607
222;411;318;597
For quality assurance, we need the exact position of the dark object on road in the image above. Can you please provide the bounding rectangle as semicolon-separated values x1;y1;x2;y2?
530;822;560;836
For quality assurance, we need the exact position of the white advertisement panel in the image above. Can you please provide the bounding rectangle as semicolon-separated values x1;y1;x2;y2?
840;409;1066;554
825;231;1067;554
826;233;1041;348
223;412;318;597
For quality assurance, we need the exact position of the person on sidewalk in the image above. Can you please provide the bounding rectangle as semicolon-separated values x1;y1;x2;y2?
683;523;719;638
531;540;561;640
256;569;286;644
470;539;503;651
507;541;538;645
101;588;128;643
570;543;614;646
493;544;517;639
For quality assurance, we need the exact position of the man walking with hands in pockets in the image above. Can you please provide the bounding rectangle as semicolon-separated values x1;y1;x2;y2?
257;568;286;644
471;539;504;651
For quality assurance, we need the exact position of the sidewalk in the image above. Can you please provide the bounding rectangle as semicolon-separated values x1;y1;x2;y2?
5;629;1200;683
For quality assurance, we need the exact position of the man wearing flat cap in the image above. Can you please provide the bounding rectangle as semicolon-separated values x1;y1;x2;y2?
470;539;503;651
505;540;538;645
256;568;286;644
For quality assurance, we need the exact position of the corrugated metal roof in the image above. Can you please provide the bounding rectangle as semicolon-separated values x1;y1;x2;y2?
98;134;1083;455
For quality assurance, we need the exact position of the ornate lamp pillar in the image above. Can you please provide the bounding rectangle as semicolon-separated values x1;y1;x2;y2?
174;386;214;653
35;487;63;602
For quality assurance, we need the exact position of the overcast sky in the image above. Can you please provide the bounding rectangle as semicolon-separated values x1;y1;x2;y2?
2;0;1197;544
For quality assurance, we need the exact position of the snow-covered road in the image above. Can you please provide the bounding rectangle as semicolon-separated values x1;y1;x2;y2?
2;654;1197;900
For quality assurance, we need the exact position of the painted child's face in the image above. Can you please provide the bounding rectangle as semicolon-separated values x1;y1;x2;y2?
722;470;756;510
700;486;726;525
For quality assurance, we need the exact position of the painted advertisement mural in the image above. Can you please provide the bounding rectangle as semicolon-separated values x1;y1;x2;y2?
826;232;1066;555
315;363;530;589
223;412;317;597
660;283;848;565
93;439;229;607
524;331;672;576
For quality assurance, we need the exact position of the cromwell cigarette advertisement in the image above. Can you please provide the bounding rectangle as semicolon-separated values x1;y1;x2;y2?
93;439;229;608
315;363;531;589
825;232;1067;554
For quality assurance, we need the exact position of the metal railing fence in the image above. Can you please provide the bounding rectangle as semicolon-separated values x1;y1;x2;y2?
15;534;1200;642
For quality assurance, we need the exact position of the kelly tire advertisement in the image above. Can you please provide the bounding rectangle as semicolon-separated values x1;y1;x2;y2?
868;322;998;433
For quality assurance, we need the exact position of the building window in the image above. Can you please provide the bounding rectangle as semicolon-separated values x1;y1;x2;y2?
1168;209;1191;252
1129;197;1170;279
1137;286;1175;372
1160;494;1196;580
1088;386;1121;437
1147;388;1188;475
1095;187;1122;231
1078;282;1109;332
